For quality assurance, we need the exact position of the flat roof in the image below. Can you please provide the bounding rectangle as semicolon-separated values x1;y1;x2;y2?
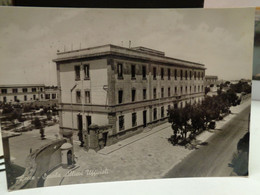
205;75;218;79
54;44;205;69
0;84;45;88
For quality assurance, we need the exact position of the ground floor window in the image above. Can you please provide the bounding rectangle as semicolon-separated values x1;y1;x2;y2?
132;113;137;127
119;115;125;131
153;108;157;120
161;106;164;118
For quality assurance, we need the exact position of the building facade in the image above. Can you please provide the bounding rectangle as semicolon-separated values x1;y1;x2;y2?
0;84;59;106
205;75;218;87
0;84;45;103
53;44;206;149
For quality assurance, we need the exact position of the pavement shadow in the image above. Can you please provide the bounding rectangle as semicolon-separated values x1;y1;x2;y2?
5;162;25;189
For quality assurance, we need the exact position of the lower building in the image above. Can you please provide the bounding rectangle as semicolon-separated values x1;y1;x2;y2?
0;84;45;104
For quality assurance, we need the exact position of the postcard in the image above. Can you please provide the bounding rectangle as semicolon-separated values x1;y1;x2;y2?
0;7;254;190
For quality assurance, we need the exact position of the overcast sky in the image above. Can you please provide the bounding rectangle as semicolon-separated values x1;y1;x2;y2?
0;7;255;85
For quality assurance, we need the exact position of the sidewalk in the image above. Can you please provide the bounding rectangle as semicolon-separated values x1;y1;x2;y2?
44;98;251;186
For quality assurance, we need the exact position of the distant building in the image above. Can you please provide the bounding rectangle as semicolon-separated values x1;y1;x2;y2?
0;84;45;103
53;44;206;149
0;84;58;106
205;75;218;87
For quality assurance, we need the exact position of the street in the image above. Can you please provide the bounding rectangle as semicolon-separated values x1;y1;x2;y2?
8;124;59;168
164;104;250;178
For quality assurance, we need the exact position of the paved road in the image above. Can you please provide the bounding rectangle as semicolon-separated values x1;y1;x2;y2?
8;124;59;168
164;105;250;178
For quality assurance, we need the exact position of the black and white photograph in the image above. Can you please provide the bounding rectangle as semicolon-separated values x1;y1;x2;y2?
0;7;254;191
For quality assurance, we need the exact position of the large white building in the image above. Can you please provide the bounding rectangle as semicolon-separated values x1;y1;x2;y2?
53;44;206;150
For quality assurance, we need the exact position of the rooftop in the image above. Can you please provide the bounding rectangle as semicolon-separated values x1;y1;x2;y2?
205;75;218;79
54;44;205;69
0;84;45;88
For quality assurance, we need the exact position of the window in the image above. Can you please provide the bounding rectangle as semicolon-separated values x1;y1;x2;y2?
198;86;200;92
161;68;164;80
180;70;183;80
143;89;147;100
185;70;188;80
22;88;27;93
175;86;177;94
45;94;50;99
117;63;123;79
194;71;197;80
201;72;204;79
174;69;177;80
33;95;36;100
24;95;27;101
153;88;157;99
194;86;196;93
153;108;157;120
118;90;123;104
132;113;137;127
132;89;136;102
76;91;81;103
167;105;171;116
131;64;136;79
174;103;178;109
1;89;7;94
190;71;192;80
32;88;36;92
85;91;91;103
202;85;204;92
40;88;43;92
142;65;146;79
12;88;18;93
119;115;124;131
41;94;43;99
180;86;183;94
75;65;81;80
180;102;183;108
161;88;164;98
185;86;188;94
198;72;200;80
168;68;171;80
153;67;157;80
84;64;90;79
168;87;171;97
161;106;164;118
3;97;6;102
52;94;56;99
14;96;17;101
190;86;192;93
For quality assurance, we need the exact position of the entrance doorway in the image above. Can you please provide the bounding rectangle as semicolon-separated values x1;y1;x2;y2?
143;110;147;127
86;116;92;133
67;150;73;165
77;114;83;146
102;132;108;147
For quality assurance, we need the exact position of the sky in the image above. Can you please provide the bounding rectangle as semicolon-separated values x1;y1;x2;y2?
0;7;255;85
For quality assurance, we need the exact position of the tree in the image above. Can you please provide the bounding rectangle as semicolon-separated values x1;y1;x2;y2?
8;109;22;124
2;103;14;114
205;87;210;95
40;127;45;140
168;104;192;144
32;117;42;129
191;104;205;134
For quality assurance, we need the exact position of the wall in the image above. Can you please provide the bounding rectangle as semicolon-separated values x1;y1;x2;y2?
61;110;108;130
59;59;108;105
